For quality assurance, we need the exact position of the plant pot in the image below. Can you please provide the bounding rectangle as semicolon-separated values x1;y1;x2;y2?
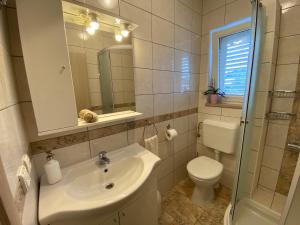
210;94;220;105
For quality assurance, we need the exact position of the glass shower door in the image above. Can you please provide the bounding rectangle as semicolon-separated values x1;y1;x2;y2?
230;0;264;220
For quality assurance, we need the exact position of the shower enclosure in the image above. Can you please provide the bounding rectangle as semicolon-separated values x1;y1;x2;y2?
225;0;300;224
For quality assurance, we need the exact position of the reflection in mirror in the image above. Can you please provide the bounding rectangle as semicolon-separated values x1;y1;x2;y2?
62;1;137;115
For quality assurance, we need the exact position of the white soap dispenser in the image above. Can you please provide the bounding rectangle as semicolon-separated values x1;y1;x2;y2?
44;151;62;185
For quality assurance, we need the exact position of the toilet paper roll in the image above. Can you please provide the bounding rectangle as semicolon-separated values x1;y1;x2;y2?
165;129;178;141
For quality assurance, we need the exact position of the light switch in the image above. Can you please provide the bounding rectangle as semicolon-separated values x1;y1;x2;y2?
17;165;31;193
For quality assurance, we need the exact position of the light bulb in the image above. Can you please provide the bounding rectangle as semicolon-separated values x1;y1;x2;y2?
115;18;121;24
90;21;99;30
86;26;95;35
115;33;123;42
121;29;129;37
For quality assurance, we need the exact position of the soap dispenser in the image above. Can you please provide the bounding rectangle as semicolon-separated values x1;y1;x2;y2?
44;151;62;185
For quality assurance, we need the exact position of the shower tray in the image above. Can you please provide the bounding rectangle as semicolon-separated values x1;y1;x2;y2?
224;199;280;225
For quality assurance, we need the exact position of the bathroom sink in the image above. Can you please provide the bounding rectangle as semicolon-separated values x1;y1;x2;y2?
39;143;160;225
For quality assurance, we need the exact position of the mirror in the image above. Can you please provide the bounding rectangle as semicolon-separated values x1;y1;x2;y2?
62;1;137;115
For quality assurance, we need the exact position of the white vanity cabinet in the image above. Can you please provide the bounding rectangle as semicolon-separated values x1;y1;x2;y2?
16;0;78;134
119;189;158;225
52;212;119;225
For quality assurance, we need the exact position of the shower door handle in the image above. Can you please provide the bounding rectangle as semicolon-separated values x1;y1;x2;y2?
240;120;248;125
287;143;300;153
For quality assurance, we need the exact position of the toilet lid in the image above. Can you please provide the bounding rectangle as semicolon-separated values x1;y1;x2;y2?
187;156;223;180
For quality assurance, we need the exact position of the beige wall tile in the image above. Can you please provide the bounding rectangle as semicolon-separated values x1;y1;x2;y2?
174;92;190;111
277;35;300;64
152;15;175;47
203;0;225;15
158;141;173;159
174;132;189;152
152;0;175;22
175;26;192;52
154;93;173;115
90;132;128;157
191;54;201;73
192;0;203;14
202;7;225;35
280;5;300;37
221;108;242;118
122;0;151;11
175;50;192;72
200;54;209;74
136;95;154;118
262;146;284;171
134;68;153;95
175;0;193;30
133;38;153;68
259;166;280;190
191;33;201;55
174;116;189;134
174;72;191;92
253;187;274;207
261;32;277;63
192;11;202;34
271;98;294;113
153;44;175;71
274;64;299;91
225;0;251;24
266;122;289;149
153;70;174;94
257;63;274;92
120;1;152;41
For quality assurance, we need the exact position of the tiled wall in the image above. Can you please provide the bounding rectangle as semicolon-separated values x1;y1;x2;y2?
0;2;38;225
7;0;202;199
109;48;135;111
197;0;252;188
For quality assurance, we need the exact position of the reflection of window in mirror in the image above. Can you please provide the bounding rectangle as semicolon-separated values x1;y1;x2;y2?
62;1;137;116
209;18;252;106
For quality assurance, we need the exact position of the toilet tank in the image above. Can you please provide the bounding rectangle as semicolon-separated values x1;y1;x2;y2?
202;119;239;154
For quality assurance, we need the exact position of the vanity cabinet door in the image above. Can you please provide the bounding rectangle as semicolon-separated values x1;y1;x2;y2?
16;0;78;134
119;190;158;225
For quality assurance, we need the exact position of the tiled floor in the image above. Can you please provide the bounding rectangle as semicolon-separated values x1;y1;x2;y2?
159;179;231;225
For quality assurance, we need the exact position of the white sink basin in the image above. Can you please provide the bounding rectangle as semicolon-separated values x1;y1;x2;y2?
39;143;160;225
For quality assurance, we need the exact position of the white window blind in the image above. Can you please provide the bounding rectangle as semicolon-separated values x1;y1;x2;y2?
219;30;251;96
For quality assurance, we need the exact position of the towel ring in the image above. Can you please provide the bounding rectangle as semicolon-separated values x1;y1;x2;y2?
143;120;158;139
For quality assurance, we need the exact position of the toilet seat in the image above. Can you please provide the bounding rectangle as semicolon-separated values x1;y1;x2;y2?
187;156;223;180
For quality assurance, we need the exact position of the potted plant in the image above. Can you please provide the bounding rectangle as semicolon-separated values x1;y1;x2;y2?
203;79;225;105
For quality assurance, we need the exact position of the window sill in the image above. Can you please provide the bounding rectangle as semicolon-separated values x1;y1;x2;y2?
205;102;243;109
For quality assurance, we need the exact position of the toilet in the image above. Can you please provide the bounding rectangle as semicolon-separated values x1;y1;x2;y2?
187;119;239;205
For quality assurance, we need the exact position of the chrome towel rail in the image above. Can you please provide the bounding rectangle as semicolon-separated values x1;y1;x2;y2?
287;143;300;153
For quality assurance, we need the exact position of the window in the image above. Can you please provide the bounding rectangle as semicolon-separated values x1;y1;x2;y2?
219;30;251;96
210;17;251;104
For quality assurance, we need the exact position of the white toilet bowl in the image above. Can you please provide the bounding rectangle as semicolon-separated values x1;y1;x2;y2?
187;156;223;205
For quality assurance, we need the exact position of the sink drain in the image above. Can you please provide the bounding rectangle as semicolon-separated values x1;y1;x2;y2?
105;182;114;190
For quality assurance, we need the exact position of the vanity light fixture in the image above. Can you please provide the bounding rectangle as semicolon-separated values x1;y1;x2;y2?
115;18;121;24
89;13;99;30
115;31;123;42
121;24;130;38
86;13;99;35
86;26;96;35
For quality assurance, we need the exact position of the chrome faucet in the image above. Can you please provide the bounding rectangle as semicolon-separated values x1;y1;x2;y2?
98;151;110;165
